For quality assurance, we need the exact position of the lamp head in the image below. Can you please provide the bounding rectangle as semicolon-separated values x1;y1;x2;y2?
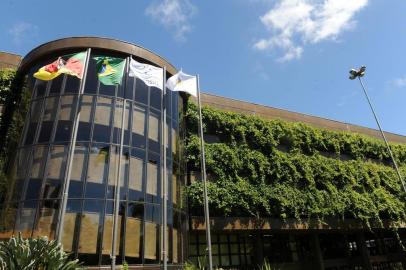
348;66;366;80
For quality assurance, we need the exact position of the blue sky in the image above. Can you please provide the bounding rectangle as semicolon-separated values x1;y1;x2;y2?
1;0;406;136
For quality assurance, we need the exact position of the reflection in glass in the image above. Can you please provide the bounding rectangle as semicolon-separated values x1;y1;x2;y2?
49;74;64;95
69;145;87;198
6;51;186;267
93;97;113;143
62;200;81;252
33;199;59;239
147;159;158;199
132;105;146;148
77;95;93;141
134;78;148;104
129;149;144;201
55;95;76;142
86;145;109;198
42;145;67;199
25;100;43;145
148;112;160;153
78;200;103;264
33;79;47;98
125;202;143;262
15;200;38;238
65;75;81;93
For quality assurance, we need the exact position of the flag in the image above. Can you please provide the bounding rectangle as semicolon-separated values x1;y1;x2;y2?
94;56;126;85
129;58;163;90
166;70;197;97
33;52;87;81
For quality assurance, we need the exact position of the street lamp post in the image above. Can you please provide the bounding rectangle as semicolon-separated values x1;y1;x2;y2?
349;66;406;193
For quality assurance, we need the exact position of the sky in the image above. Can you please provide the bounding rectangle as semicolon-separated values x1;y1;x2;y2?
1;0;406;136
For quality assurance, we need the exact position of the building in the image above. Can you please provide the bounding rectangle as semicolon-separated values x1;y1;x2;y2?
0;37;405;270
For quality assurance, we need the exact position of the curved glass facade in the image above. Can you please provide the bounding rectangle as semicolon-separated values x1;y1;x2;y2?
0;48;187;266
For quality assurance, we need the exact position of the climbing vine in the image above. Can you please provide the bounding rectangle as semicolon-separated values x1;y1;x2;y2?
185;102;406;227
0;69;30;203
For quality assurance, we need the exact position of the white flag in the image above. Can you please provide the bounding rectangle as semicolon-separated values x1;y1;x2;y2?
129;58;163;90
166;70;197;97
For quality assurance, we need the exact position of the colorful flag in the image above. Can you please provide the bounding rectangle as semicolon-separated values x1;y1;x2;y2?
94;56;126;85
166;70;197;97
33;52;87;81
129;58;163;90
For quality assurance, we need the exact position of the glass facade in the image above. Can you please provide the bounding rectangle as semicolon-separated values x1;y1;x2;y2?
0;50;187;266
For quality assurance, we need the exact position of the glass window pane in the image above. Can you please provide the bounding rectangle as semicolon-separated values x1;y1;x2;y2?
32;199;59;239
33;79;47;98
150;87;161;110
38;122;54;143
132;105;146;148
147;159;158;197
42;146;68;199
125;75;134;100
77;95;93;141
144;221;158;261
134;78;148;104
173;228;179;263
78;200;103;254
42;97;59;121
129;150;144;201
16;200;38;238
148;112;160;153
86;146;108;198
172;174;177;205
65;75;80;93
68;145;87;198
102;201;122;256
49;74;64;95
125;218;141;258
46;145;67;180
30;145;48;178
84;56;98;94
93;97;112;143
62;200;81;252
94;97;113;125
54;96;75;142
25;100;43;145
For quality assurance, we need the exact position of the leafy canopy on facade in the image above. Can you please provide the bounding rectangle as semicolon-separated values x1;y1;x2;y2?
185;102;406;227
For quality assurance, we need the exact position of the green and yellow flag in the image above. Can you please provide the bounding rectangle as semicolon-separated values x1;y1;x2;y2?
94;56;125;85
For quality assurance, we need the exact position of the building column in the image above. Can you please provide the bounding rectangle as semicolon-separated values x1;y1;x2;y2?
311;232;324;270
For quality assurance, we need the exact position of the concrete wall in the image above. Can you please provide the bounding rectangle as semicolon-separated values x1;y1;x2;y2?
0;51;21;69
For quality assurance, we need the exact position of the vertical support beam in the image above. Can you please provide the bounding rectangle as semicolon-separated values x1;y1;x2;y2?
162;67;168;270
111;98;127;269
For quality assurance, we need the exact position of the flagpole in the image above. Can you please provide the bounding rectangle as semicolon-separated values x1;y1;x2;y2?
196;75;213;270
162;67;168;270
56;48;91;243
111;58;130;270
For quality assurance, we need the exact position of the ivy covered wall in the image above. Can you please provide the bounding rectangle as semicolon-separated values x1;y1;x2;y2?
0;69;30;203
185;102;406;227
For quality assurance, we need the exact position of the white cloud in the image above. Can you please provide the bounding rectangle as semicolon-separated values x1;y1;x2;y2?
146;0;197;42
392;76;406;88
8;21;38;44
253;0;368;62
